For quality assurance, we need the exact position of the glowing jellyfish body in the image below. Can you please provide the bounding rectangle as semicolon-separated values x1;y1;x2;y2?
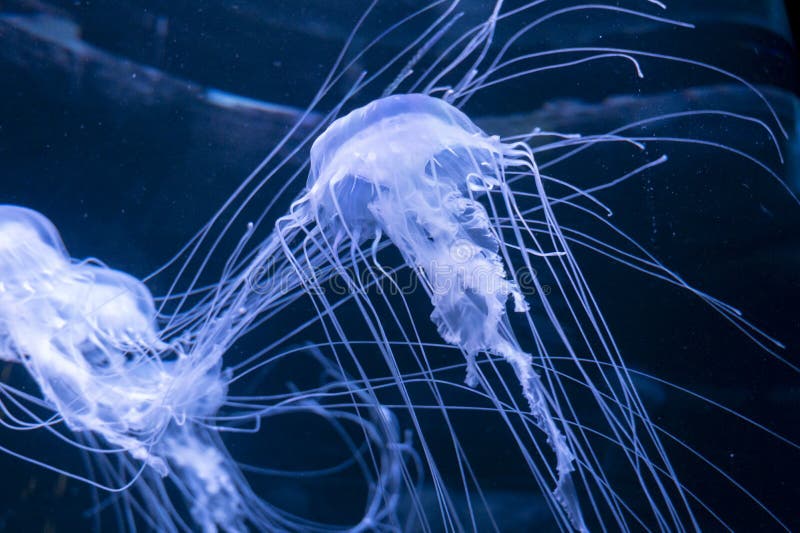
302;93;583;528
0;205;248;532
0;204;406;532
1;206;171;464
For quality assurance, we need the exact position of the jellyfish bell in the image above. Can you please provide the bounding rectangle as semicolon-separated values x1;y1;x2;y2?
0;205;158;341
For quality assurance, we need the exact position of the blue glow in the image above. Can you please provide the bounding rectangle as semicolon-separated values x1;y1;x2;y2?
1;1;797;531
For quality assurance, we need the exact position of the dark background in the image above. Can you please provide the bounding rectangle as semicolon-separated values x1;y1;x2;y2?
1;1;798;531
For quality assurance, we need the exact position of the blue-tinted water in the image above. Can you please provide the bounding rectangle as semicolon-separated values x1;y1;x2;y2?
1;1;798;531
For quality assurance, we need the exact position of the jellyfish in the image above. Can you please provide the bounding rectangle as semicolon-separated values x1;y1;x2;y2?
287;92;588;528
1;0;798;532
271;89;789;530
0;205;238;529
0;204;408;531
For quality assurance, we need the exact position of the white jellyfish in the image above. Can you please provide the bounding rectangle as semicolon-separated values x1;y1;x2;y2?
0;205;408;532
292;92;585;528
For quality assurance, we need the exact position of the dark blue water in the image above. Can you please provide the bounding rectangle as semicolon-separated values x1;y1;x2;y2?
1;1;798;531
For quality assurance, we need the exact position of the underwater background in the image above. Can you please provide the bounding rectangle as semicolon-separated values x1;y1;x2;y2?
1;1;799;531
